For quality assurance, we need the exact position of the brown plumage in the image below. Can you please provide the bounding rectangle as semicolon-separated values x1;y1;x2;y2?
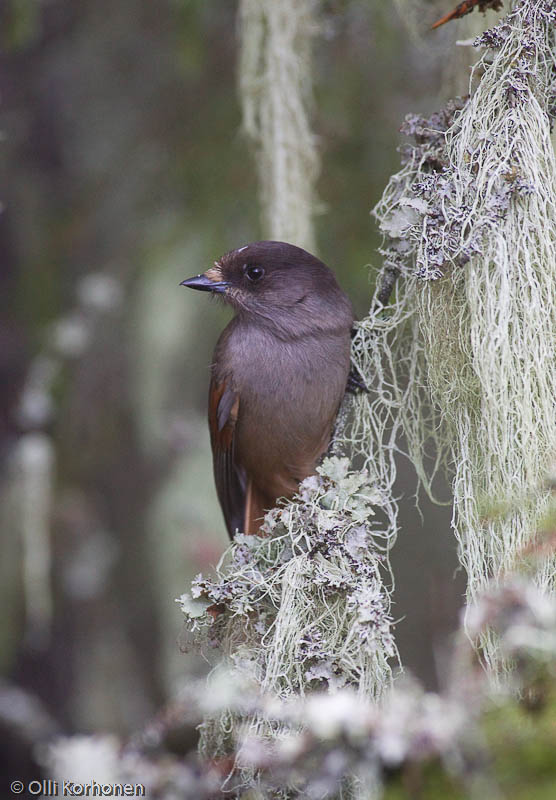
181;240;354;538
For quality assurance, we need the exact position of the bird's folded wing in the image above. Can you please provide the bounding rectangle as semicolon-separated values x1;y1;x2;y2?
208;378;245;539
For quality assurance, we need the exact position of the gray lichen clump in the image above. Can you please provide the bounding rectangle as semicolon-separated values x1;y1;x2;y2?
179;456;398;702
379;98;471;280
378;0;556;282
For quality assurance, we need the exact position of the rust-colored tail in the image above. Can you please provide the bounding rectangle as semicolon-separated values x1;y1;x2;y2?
244;479;270;535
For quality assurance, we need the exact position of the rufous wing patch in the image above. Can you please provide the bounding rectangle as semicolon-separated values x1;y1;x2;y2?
208;378;245;539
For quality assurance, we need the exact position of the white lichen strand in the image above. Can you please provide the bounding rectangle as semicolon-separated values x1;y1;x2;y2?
371;0;556;680
238;0;320;252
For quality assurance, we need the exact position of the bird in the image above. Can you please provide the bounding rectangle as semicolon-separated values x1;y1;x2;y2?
181;240;354;538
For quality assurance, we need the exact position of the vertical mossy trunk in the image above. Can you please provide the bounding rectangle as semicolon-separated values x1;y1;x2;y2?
238;0;320;252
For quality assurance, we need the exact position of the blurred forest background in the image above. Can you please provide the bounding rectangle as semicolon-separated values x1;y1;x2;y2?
0;0;497;757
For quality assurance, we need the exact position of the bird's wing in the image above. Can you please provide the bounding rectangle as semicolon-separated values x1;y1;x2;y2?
208;377;246;539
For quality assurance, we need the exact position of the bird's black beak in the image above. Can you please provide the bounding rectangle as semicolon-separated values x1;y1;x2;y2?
180;272;229;293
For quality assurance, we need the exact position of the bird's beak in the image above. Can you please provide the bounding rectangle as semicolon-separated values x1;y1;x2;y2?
180;266;229;294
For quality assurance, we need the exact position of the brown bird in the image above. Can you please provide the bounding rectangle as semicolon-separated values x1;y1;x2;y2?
181;241;354;538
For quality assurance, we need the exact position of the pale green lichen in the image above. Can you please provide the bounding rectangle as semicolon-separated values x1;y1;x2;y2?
369;0;556;680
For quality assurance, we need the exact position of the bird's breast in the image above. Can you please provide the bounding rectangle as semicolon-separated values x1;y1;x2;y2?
213;320;351;494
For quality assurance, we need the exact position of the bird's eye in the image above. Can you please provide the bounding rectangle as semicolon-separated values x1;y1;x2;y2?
244;264;265;282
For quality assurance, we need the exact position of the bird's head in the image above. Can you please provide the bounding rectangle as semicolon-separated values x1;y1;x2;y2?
181;240;353;336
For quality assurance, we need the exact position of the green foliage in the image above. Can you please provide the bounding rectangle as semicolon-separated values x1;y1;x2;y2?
483;695;556;800
381;694;556;800
1;0;40;50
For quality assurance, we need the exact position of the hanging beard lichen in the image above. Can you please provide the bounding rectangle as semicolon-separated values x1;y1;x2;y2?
371;0;556;678
238;0;320;252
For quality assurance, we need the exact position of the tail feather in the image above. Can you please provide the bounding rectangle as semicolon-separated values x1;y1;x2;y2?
244;480;270;535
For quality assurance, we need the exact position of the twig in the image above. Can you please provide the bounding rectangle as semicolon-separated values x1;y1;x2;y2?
375;265;400;309
432;0;503;30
